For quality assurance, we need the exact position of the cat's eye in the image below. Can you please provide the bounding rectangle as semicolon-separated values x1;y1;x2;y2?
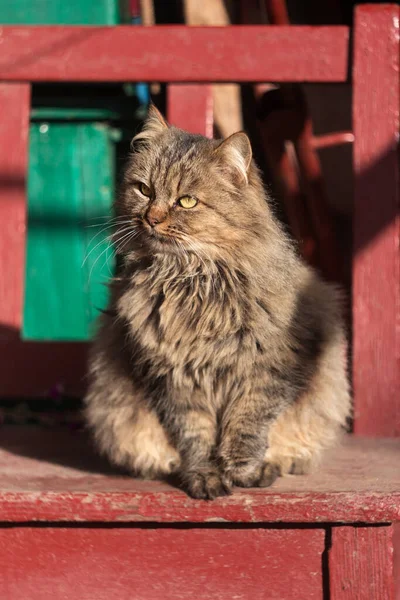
138;182;151;197
177;196;198;209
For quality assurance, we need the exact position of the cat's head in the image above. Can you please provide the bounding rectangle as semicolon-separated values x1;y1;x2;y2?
117;105;268;261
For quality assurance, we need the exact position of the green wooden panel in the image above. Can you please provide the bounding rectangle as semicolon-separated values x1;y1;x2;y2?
23;122;115;341
0;0;120;25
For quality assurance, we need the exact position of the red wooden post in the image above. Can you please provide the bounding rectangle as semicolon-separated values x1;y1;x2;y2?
352;5;400;436
330;525;395;599
394;524;400;600
0;83;87;398
167;84;213;137
0;83;30;332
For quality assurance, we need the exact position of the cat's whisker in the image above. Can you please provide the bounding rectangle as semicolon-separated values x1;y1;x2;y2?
111;225;138;242
114;229;141;254
87;240;114;287
85;218;132;229
115;233;139;255
105;243;115;279
82;220;133;267
83;234;114;269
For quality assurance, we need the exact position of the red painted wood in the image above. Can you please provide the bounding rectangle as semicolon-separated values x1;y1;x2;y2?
0;429;399;523
0;84;86;398
294;116;343;283
352;5;400;436
0;83;30;331
0;342;87;397
0;527;324;600
259;111;318;267
395;525;400;600
0;26;349;82
167;85;213;137
330;526;394;600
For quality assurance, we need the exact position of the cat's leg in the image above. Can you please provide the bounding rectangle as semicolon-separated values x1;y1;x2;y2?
265;333;350;478
218;385;287;489
220;332;350;488
84;373;180;479
166;397;229;500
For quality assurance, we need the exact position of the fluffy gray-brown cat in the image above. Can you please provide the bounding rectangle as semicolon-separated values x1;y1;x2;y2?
84;105;350;500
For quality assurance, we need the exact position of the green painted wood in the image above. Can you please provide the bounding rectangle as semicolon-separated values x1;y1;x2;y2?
0;0;119;25
23;121;115;341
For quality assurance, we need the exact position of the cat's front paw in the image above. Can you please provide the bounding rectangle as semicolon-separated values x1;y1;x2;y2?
184;469;232;500
222;460;281;489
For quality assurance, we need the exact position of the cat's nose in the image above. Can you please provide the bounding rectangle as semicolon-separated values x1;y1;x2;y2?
145;213;160;227
145;207;165;228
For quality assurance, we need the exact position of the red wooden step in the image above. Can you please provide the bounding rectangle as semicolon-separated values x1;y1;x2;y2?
0;427;398;599
0;427;398;524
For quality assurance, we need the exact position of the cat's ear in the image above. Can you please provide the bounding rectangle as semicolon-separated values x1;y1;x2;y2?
131;104;169;146
214;132;252;184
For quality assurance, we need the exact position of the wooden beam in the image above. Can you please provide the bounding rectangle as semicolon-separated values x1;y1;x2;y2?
352;5;400;436
0;26;349;82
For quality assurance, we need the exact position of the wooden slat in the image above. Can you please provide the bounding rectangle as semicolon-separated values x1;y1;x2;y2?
167;84;213;137
352;5;400;436
0;83;30;332
0;528;324;600
0;26;349;82
330;526;394;600
0;430;399;523
0;343;87;397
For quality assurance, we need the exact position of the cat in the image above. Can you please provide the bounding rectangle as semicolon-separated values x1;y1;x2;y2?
84;105;350;500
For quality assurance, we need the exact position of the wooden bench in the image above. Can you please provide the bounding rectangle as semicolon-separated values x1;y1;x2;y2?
0;5;398;598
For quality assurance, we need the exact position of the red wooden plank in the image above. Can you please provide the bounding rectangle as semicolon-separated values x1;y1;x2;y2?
167;84;213;137
0;429;399;523
0;26;349;82
330;526;394;600
0;527;324;600
0;83;30;331
0;342;87;397
352;5;400;436
394;524;400;600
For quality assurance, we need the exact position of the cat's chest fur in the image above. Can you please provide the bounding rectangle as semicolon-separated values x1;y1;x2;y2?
117;257;258;376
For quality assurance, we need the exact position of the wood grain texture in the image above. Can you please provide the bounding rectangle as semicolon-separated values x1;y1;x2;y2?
352;5;400;436
0;428;398;523
0;83;30;330
330;526;394;600
0;25;349;82
167;84;213;137
0;527;324;600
